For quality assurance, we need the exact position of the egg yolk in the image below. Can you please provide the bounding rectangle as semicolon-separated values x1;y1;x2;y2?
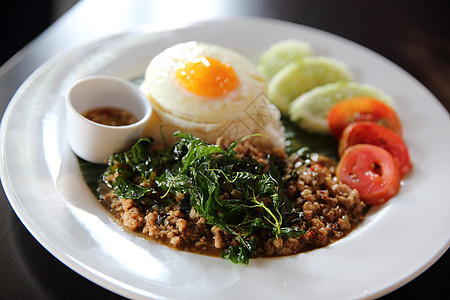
176;56;239;97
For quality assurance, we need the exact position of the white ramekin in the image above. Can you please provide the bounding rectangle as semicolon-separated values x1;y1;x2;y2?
65;76;152;164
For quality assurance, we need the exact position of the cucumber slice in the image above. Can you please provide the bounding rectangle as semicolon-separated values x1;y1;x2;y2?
289;81;395;134
268;56;354;114
257;39;313;82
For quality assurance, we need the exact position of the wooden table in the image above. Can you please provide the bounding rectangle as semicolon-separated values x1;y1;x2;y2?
1;0;448;298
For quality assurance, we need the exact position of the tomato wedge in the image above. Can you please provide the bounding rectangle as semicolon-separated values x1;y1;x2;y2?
328;97;402;139
339;121;412;176
336;144;400;205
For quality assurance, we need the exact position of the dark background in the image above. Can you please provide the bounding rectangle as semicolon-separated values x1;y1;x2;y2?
0;0;449;299
0;0;77;66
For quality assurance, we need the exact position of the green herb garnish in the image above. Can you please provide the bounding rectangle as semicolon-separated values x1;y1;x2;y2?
100;132;305;264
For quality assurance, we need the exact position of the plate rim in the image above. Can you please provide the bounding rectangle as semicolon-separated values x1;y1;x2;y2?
1;15;449;299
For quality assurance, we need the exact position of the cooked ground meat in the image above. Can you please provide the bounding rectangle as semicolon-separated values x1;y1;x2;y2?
280;158;365;254
98;137;366;260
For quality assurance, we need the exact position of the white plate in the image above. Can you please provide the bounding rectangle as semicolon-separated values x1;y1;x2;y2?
1;17;449;300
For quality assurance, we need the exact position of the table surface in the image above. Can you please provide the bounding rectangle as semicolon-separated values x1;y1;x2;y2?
1;0;448;299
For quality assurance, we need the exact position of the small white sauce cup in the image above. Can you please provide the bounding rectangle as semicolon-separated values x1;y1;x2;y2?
65;75;152;164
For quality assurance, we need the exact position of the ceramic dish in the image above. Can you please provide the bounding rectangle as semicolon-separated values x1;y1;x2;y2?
1;17;449;299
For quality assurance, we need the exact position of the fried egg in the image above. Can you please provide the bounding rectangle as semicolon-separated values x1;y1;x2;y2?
141;41;285;149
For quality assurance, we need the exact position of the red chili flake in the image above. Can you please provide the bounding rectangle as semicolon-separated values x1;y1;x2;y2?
310;164;323;171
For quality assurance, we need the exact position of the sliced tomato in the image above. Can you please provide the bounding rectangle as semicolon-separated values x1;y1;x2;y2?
336;144;400;205
328;97;402;139
339;121;412;176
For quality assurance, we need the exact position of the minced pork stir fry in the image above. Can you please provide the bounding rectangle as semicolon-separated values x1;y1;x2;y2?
98;132;366;264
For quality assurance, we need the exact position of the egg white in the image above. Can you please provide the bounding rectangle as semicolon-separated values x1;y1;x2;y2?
141;41;285;149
